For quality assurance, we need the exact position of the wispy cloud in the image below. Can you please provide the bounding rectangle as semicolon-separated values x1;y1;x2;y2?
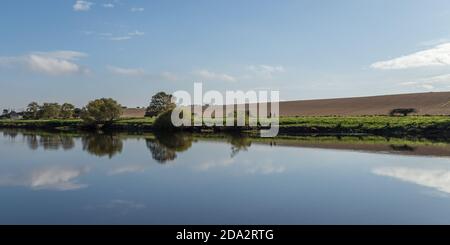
193;69;236;82
371;43;450;70
128;30;145;36
0;50;89;76
244;65;286;79
160;71;178;81
419;38;450;47
102;3;114;8
109;36;132;41
131;7;144;12
83;30;144;41
399;73;450;90
73;0;93;11
107;66;145;76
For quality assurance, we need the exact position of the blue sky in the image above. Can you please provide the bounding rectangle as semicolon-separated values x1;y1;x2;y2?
2;0;450;109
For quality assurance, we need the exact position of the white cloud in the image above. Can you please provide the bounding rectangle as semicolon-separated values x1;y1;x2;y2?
371;43;450;70
193;69;236;82
399;73;450;90
102;3;114;8
0;50;89;75
419;38;450;47
160;71;178;81
109;36;132;41
131;7;144;12
84;31;144;41
73;0;93;11
426;73;450;83
128;30;145;36
373;167;450;194
246;65;285;79
107;66;145;76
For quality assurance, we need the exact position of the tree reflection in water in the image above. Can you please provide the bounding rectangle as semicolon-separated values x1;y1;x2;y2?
82;133;123;158
39;135;75;150
21;132;76;151
146;133;193;164
228;133;252;157
2;129;19;139
3;129;253;160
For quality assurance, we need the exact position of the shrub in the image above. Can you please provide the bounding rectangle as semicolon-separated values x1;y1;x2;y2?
153;109;178;131
389;108;417;116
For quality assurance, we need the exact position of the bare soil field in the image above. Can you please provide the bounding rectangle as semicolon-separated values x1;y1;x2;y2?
279;91;450;116
121;91;450;118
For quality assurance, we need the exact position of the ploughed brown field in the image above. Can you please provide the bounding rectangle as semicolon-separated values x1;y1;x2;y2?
121;91;450;118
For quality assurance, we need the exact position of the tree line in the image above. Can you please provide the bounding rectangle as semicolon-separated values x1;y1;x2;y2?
1;92;175;125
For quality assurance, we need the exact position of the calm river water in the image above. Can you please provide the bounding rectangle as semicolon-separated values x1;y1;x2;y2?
1;129;450;224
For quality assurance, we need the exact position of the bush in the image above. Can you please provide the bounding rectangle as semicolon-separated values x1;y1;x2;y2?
389;108;417;116
153;109;178;132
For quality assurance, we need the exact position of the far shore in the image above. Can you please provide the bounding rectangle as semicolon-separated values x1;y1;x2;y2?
1;115;450;140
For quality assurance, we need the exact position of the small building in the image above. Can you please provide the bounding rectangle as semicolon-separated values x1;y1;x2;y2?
8;111;23;120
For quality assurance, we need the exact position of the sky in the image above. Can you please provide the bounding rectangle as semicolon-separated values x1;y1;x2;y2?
2;0;450;109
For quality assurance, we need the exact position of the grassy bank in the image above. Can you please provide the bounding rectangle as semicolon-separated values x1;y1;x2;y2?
1;116;450;138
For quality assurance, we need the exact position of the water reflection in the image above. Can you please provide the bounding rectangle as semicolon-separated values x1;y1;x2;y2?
373;167;450;194
0;165;89;191
82;134;123;158
3;129;450;224
145;133;193;163
2;129;18;139
389;144;415;152
228;134;252;157
21;132;75;150
2;129;450;159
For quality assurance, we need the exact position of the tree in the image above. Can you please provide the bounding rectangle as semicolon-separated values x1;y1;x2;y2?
73;108;82;118
389;108;417;116
81;98;122;125
60;103;75;119
25;102;40;119
2;109;9;116
38;103;61;119
145;92;175;117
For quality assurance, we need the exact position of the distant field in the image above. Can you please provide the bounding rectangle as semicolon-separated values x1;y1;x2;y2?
278;91;450;116
121;91;450;117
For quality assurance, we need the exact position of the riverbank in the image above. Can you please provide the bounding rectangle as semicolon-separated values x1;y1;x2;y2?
1;116;450;139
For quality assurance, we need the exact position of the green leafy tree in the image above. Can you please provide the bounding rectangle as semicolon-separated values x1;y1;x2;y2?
60;103;75;119
81;98;122;125
145;92;175;117
25;102;40;119
73;108;82;118
38;103;61;119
